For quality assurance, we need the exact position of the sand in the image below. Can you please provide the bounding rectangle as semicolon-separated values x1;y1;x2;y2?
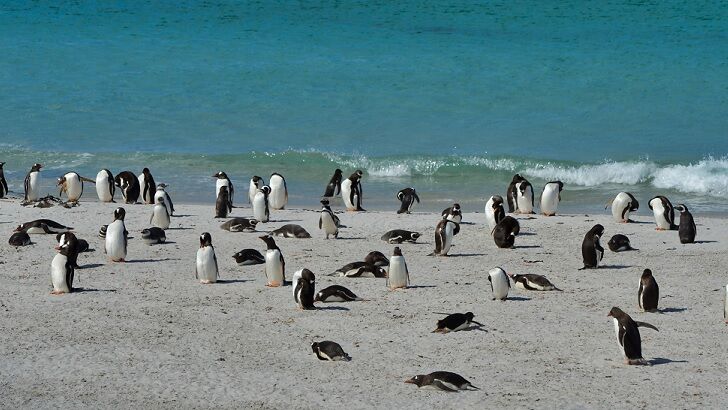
1;197;727;409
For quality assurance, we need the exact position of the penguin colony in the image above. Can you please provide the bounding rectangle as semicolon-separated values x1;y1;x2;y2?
0;161;723;398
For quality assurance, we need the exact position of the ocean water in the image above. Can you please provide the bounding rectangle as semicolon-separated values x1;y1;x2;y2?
1;1;726;213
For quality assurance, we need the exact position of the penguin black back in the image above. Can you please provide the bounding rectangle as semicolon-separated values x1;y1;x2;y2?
493;216;519;248
675;204;696;244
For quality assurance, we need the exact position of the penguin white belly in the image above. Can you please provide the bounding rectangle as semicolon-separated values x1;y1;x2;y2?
446;214;462;224
154;191;172;214
96;171;113;202
265;250;284;286
28;172;41;200
151;205;170;229
611;193;631;222
441;223;454;254
516;191;533;214
291;269;303;299
341;179;354;210
321;212;338;237
489;269;510;300
613;318;626;358
485;198;497;231
65;174;83;202
138;174;150;202
216;179;229;198
540;186;559;215
105;220;127;261
253;192;268;222
248;182;257;204
196;247;218;283
649;199;670;229
51;253;70;293
268;177;286;210
26;227;47;234
387;256;408;289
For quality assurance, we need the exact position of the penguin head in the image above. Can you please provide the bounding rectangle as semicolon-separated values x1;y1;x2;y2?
31;163;42;172
113;207;126;221
199;232;213;248
320;198;330;206
156;197;165;204
219;185;229;193
259;234;276;249
0;162;4;168
14;224;23;232
464;312;475;321
590;224;605;238
301;268;315;283
641;269;653;280
142;168;151;175
261;186;271;195
410;232;421;240
157;183;168;189
607;306;626;318
452;203;461;213
212;171;228;179
310;342;320;353
404;375;426;387
675;203;688;213
392;247;403;257
56;176;66;186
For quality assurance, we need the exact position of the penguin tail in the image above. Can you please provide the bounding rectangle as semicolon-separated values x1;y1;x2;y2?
553;287;563;291
427;252;436;257
604;199;614;210
578;266;587;271
466;384;481;391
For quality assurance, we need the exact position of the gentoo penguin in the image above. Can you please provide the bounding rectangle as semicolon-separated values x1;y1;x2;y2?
607;234;636;252
488;267;510;300
387;247;409;290
405;372;479;392
0;162;8;198
293;268;316;310
492;216;519;248
98;225;108;239
609;192;639;223
105;208;128;262
268;173;288;210
514;179;535;214
441;203;462;224
24;163;43;201
195;232;218;284
638;269;659;312
248;175;264;204
270;224;311;238
141;227;166;245
319;199;340;239
154;183;174;216
323;169;343;197
114;171;140;204
508;273;561;291
55;232;81;269
8;232;31;246
50;236;75;295
540;181;564;216
311;341;351;361
431;218;459;256
213;171;234;208
381;229;420;244
260;235;285;287
674;204;696;244
580;224;605;269
314;285;363;302
95;169;115;202
138;168;156;204
150;197;171;229
220;217;258;232
506;174;526;213
215;185;232;218
648;196;677;230
608;307;659;365
15;219;73;234
341;170;365;211
485;195;506;232
57;172;84;203
364;251;389;266
232;249;265;266
396;188;420;214
432;312;484;333
253;186;271;223
329;262;387;278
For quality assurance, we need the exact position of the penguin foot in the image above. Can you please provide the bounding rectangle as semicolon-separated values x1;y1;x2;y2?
200;280;213;284
626;358;650;366
655;228;665;231
50;290;66;295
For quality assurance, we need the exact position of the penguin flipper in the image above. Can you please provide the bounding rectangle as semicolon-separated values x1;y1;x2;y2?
635;321;659;331
431;379;459;393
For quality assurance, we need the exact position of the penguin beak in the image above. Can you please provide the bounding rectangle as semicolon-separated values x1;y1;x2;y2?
404;378;415;384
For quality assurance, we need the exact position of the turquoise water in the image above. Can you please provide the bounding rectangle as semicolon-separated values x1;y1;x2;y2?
1;1;727;212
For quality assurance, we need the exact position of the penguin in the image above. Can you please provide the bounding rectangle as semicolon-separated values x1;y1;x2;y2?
253;186;271;223
98;225;108;239
220;217;258;232
293;268;316;310
432;312;484;333
492;216;519;248
248;175;264;204
485;195;506;232
0;162;8;198
50;237;75;295
270;224;311;238
314;285;363;302
9;232;31;246
55;232;81;269
431;218;459;256
508;273;561;291
311;341;351;361
364;251;389;266
381;229;421;244
24;163;43;201
580;224;605;269
323;169;342;197
268;173;288;210
441;203;462;224
141;227;166;245
540;181;564;216
608;307;659;365
329;262;387;278
607;234;635;252
488;267;510;301
638;269;659;312
674;204;696;244
232;249;265;266
341;170;365;211
260;235;285;287
150;197;171;229
195;232;218;284
515;180;535;214
114;171;140;204
95;169;115;202
138;168;156;204
609;192;639;223
396;188;420;214
56;172;84;203
387;246;409;290
506;174;525;213
648;196;677;231
15;219;73;234
154;183;174;216
105;207;128;262
319;199;340;239
405;372;479;392
213;171;234;208
215;185;232;218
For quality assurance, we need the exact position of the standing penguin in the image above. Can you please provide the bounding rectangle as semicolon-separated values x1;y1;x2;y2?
50;236;75;295
195;232;218;284
485;195;506;232
323;169;343;197
268;173;288;210
540;181;564;216
319;199;340;239
387;247;409;290
341;170;365;211
580;224;605;269
441;203;462;224
648;196;677;231
154;183;174;216
260;235;285;287
609;192;639;223
0;162;9;198
150;197;171;229
24;163;43;201
248;176;264;204
431;218;459;256
396;188;420;214
57;172;85;203
138;168;157;204
488;267;510;301
608;307;659;365
115;171;140;204
515;179;535;214
638;269;659;312
95;169;115;202
506;174;526;213
493;216;519;248
213;171;234;208
215;185;232;218
294;268;316;310
674;204;696;244
56;232;82;269
105;207;128;262
253;186;271;223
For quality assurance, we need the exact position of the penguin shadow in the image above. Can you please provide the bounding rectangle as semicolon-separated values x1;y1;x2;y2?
514;245;541;249
81;263;105;269
216;279;250;284
315;306;350;311
155;241;177;245
657;307;687;314
448;253;487;257
626;220;651;224
406;285;437;289
693;240;718;244
269;219;303;223
73;288;117;293
459;222;477;225
336;237;367;240
505;296;531;301
599;265;631;270
171;214;195;217
649;357;688;366
167;227;194;231
126;258;180;263
517;232;537;236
